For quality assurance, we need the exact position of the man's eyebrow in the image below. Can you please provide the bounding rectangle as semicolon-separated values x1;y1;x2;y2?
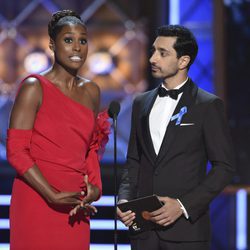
151;46;171;54
158;47;170;52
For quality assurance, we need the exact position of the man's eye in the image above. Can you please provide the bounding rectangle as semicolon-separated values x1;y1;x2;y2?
80;39;87;45
160;52;167;57
64;38;72;43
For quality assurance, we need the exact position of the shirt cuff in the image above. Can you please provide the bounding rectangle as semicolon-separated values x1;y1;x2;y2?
177;199;189;219
117;199;128;204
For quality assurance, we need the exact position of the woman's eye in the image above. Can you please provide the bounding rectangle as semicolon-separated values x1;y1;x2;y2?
80;39;87;45
64;38;73;43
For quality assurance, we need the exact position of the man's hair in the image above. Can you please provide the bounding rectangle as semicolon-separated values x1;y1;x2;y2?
157;25;198;68
48;10;86;40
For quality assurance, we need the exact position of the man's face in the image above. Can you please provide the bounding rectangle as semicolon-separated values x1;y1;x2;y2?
149;36;180;80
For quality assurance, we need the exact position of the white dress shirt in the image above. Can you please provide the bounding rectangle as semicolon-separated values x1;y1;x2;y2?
149;77;189;219
149;78;188;155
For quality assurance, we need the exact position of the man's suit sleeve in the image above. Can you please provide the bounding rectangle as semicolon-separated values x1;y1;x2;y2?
180;98;236;222
118;98;140;201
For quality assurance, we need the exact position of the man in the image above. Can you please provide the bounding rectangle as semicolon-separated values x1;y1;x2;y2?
117;25;235;250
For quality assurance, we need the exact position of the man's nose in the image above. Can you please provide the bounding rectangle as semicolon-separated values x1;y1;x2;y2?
149;53;157;64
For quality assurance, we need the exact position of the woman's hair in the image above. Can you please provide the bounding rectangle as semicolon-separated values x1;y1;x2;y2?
157;25;198;69
48;10;86;40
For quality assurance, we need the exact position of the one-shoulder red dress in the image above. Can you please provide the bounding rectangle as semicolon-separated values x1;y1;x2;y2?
7;74;109;250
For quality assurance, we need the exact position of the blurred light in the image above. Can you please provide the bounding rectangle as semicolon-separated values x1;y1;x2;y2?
0;244;9;250
169;0;180;24
0;95;7;107
0;195;114;206
7;27;17;39
24;51;50;74
0;144;6;160
0;219;9;229
0;244;131;250
0;83;14;96
0;195;11;205
88;51;114;75
236;189;247;250
90;219;127;230
125;30;136;40
124;83;135;94
124;20;135;30
0;219;127;230
90;244;130;250
92;195;114;206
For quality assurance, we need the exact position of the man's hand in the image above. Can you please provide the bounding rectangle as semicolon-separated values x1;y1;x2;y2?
149;196;183;227
117;200;135;227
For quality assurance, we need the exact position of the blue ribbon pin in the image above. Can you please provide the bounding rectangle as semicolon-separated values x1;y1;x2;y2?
170;106;187;125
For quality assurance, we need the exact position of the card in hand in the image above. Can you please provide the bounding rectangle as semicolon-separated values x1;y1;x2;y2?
118;195;164;233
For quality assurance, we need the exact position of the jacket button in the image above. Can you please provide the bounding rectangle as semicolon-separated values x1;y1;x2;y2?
154;171;159;176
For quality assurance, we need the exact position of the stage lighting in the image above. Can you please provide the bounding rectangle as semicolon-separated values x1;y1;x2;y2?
88;50;115;75
24;49;51;74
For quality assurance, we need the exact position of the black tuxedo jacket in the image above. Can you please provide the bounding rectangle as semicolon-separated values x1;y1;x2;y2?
118;79;235;241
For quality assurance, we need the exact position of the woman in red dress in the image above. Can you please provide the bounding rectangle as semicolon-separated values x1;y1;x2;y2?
7;10;109;250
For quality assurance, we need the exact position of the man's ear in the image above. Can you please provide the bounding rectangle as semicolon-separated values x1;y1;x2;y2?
49;39;55;52
179;55;190;70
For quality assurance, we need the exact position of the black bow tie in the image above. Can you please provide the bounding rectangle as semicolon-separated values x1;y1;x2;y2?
158;87;181;100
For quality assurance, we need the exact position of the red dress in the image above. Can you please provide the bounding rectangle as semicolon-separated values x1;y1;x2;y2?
7;74;109;250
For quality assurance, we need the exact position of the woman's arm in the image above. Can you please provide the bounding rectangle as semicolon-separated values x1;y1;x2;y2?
7;78;83;206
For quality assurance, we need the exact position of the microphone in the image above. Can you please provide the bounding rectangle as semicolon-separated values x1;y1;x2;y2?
108;100;120;250
108;101;120;119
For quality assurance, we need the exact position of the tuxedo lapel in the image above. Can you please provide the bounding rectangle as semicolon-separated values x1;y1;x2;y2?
156;80;198;165
140;89;158;163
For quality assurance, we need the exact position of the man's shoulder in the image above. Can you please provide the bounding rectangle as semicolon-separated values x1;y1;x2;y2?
134;88;157;103
196;87;221;104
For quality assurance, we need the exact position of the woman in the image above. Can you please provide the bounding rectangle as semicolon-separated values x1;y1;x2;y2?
7;10;109;249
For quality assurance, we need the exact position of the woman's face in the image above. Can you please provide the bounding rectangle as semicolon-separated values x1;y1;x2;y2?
53;23;88;72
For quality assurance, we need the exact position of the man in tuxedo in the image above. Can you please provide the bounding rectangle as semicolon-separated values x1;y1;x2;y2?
117;25;235;250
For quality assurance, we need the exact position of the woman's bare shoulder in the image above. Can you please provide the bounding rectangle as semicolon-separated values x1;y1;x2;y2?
77;76;100;113
18;76;42;95
9;77;42;128
78;76;100;95
14;76;42;110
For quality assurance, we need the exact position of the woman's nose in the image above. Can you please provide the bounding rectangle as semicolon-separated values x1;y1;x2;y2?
73;42;80;51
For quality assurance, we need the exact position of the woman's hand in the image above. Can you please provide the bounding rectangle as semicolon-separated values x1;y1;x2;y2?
48;190;84;206
22;165;85;207
82;175;100;203
69;175;99;216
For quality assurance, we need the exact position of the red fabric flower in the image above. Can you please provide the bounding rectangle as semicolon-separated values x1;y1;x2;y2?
90;110;111;160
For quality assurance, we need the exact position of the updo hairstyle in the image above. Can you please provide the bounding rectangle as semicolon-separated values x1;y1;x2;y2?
48;10;86;40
